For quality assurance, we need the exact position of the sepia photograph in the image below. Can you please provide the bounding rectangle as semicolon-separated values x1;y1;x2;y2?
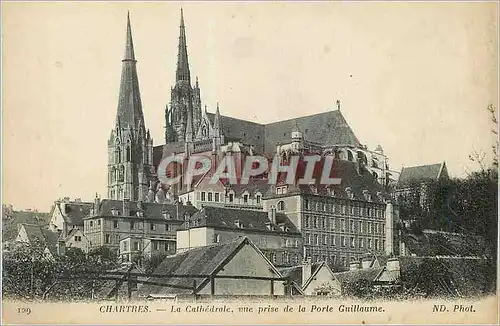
1;1;498;324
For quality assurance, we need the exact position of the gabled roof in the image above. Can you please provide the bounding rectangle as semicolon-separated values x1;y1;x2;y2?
334;267;384;284
55;201;93;226
181;206;300;235
2;210;50;242
264;110;361;153
397;162;447;188
138;236;280;296
278;261;331;289
89;199;198;221
19;223;59;255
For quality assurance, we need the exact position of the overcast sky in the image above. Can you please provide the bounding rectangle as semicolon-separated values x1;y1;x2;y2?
2;2;498;211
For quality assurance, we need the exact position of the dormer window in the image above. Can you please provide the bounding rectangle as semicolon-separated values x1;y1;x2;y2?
363;189;371;202
111;208;119;216
234;220;244;228
162;211;171;219
265;222;272;231
345;187;354;199
136;211;144;217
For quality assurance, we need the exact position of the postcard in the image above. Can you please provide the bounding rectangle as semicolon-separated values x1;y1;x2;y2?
2;1;498;325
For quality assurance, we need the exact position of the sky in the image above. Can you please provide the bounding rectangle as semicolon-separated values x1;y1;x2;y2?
2;2;498;211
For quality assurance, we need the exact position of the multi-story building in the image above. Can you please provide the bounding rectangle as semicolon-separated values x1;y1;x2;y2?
83;197;198;252
48;197;93;238
176;206;303;267
262;159;399;267
119;234;176;262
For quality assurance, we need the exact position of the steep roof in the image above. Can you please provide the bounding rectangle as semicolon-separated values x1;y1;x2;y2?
19;223;59;255
278;262;326;288
138;237;252;295
56;201;93;226
2;210;50;242
181;206;300;235
397;162;447;188
264;110;361;153
89;199;198;221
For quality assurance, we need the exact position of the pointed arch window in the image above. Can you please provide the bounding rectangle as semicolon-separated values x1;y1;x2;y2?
119;165;125;182
126;146;131;162
115;147;121;164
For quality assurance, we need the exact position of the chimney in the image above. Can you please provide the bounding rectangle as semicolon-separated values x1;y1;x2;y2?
268;206;276;224
302;257;312;286
385;200;394;256
57;240;66;256
123;198;130;216
349;260;361;271
94;193;100;214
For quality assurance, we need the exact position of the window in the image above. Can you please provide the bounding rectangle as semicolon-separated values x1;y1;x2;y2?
340;219;346;232
314;234;319;245
314;217;318;228
243;194;248;203
123;241;128;251
74;236;81;242
322;235;327;245
295;239;299;247
304;199;310;210
130;221;135;230
98;220;101;226
105;234;111;244
331;235;336;246
330;218;335;230
165;224;170;231
256;195;261;204
341;236;346;247
350;237;355;248
229;194;234;202
305;233;311;244
208;192;213;202
201;192;206;201
368;239;372;249
350;206;354;215
359;238;364;248
215;193;220;202
150;223;156;231
382;239;385;249
113;220;119;229
154;242;160;251
90;221;93;227
214;234;220;243
277;201;286;211
134;242;140;251
270;253;276;264
375;239;379;250
342;205;346;214
350;220;355;232
359;221;363;233
283;252;289;263
304;216;309;228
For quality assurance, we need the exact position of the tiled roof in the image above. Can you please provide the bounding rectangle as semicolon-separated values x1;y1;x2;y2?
181;206;300;235
2;210;50;241
334;267;383;284
138;237;248;296
207;113;266;153
89;199;198;221
264;110;361;153
266;159;387;203
278;262;325;288
56;201;93;226
20;223;59;255
397;162;446;187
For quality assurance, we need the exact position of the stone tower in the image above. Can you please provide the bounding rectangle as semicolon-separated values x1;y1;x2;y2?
108;13;154;201
165;9;202;143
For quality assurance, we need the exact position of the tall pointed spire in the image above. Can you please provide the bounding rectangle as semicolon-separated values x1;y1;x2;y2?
116;12;144;130
176;8;191;83
185;106;193;142
214;102;221;131
124;11;135;62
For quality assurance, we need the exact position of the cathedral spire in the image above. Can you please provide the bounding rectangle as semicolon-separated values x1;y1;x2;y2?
176;8;191;83
116;12;144;131
214;102;221;131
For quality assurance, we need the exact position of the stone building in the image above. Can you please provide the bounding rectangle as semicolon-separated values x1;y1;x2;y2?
176;206;303;267
83;197;197;252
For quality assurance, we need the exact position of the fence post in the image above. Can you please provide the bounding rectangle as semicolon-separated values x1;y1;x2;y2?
270;279;274;296
192;280;197;296
127;270;132;301
210;275;215;296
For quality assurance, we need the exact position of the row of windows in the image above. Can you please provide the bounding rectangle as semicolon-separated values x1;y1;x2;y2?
266;251;300;265
304;250;378;267
304;216;385;235
305;233;385;250
87;219;176;232
303;199;384;218
198;191;262;205
121;241;174;252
